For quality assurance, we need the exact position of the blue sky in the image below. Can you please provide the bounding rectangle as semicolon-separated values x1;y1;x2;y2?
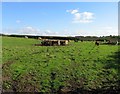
2;0;120;2
2;2;118;36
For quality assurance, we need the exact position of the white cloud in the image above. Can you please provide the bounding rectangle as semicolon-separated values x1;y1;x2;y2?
62;29;72;35
19;26;41;35
96;26;113;33
66;9;79;14
67;9;94;23
43;30;58;36
83;12;94;19
3;26;60;36
74;13;81;20
73;26;118;37
16;20;21;23
104;26;113;30
95;26;118;36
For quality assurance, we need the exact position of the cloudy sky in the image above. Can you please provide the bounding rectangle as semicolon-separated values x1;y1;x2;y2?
2;2;118;36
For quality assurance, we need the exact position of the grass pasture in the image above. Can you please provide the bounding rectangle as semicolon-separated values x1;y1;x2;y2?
2;36;120;93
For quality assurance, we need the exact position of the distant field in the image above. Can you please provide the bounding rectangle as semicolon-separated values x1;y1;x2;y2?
2;36;120;93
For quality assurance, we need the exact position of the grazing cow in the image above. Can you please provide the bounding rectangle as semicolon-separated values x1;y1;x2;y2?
38;37;42;40
81;40;83;42
25;36;28;39
34;44;42;46
116;41;119;45
95;41;99;46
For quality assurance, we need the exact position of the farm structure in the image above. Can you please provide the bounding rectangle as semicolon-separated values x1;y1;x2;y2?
41;39;69;46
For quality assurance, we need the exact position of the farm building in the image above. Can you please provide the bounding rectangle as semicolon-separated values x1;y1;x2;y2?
41;39;69;46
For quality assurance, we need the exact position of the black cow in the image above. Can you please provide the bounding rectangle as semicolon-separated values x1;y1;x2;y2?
95;41;99;46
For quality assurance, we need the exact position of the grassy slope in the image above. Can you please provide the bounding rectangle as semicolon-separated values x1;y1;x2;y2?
2;36;119;92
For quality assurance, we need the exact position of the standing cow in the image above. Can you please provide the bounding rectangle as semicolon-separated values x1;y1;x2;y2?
95;41;99;46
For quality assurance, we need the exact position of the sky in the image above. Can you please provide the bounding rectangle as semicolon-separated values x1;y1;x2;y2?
118;2;120;35
2;2;118;36
2;0;120;2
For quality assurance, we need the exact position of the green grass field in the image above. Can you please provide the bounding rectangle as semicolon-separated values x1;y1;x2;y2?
2;36;120;93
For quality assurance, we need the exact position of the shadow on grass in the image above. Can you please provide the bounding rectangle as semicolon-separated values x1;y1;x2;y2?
57;49;120;94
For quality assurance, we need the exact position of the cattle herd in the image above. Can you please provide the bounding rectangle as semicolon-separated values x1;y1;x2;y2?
35;37;119;46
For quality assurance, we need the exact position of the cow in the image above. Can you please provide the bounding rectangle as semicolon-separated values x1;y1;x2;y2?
95;41;99;46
